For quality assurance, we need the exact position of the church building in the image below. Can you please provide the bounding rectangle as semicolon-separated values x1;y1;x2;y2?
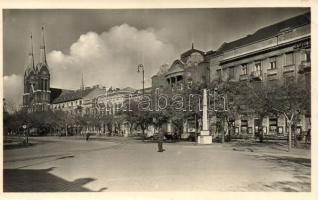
22;27;51;112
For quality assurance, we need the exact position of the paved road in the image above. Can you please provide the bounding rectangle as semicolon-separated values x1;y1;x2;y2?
3;137;311;192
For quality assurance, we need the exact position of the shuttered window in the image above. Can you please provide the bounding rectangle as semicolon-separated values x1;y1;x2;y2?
285;52;294;65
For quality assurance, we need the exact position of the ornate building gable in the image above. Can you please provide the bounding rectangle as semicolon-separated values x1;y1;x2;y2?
166;59;185;75
180;43;205;63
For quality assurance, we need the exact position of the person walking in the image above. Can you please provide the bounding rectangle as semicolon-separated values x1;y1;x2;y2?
86;132;90;141
157;130;165;152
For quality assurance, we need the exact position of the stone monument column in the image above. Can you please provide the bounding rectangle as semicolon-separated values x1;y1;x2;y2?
167;119;172;134
198;89;212;144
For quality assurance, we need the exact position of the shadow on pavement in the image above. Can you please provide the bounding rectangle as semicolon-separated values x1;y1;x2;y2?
3;167;107;192
4;143;35;150
261;155;311;168
249;154;311;192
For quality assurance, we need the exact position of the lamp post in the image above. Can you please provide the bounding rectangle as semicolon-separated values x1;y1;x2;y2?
137;64;145;97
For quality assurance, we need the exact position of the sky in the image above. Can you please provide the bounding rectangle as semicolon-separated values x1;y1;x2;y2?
3;8;310;109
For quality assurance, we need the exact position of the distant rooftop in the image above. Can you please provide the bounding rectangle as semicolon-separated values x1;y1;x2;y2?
52;87;97;104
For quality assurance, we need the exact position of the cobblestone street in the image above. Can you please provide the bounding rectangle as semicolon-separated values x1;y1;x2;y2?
3;137;311;192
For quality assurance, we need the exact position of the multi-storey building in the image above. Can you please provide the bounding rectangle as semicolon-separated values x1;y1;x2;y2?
50;85;106;114
152;44;210;139
152;11;310;139
152;43;210;90
207;12;311;137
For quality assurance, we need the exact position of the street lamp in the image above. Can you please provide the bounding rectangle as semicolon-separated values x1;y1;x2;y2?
137;64;145;97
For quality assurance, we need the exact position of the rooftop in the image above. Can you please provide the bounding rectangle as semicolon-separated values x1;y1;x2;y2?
215;12;310;54
51;87;96;104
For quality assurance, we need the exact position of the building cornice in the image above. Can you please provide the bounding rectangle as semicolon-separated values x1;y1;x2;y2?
220;35;310;65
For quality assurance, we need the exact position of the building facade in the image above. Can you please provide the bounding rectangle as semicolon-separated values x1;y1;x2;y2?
207;12;311;137
151;12;311;139
151;44;210;139
152;44;210;90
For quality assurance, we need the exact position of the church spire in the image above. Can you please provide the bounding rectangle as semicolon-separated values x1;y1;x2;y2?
192;42;194;49
40;26;47;64
27;33;35;70
81;72;84;90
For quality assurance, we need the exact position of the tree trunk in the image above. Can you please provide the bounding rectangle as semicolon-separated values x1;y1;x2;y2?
65;123;68;136
141;123;146;140
142;128;146;140
195;115;198;142
129;125;133;137
221;120;226;143
294;129;299;148
288;123;292;152
228;126;232;142
259;116;264;143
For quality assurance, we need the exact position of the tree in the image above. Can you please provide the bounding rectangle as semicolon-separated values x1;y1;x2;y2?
100;114;114;136
163;84;202;141
120;99;140;136
240;80;309;151
205;79;244;143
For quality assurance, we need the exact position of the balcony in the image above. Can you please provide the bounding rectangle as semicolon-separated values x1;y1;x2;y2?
250;70;262;81
298;61;311;74
239;74;249;81
267;68;278;80
267;68;278;76
283;64;295;73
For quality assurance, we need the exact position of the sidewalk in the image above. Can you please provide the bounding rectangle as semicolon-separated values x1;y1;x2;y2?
222;140;311;159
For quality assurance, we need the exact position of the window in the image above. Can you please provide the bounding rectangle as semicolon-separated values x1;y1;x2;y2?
187;79;193;89
269;118;278;134
302;51;311;62
255;62;262;71
305;52;311;62
241;64;248;75
44;79;46;91
228;67;235;80
285;52;294;65
45;79;49;91
216;69;222;80
241;120;248;134
269;57;277;69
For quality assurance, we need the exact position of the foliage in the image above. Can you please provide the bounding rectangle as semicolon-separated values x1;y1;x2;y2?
238;79;309;150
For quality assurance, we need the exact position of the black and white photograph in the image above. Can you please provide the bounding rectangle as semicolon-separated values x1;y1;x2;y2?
1;2;314;197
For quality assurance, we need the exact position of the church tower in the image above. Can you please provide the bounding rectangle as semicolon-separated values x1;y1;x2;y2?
23;27;51;112
23;33;35;110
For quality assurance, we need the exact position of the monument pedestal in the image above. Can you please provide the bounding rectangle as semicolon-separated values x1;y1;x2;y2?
198;130;212;144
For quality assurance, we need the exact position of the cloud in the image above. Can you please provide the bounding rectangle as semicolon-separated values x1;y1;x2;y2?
47;24;177;90
3;74;23;111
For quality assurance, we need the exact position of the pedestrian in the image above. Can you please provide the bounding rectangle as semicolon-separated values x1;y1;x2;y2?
86;133;90;141
305;128;311;144
157;131;165;152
